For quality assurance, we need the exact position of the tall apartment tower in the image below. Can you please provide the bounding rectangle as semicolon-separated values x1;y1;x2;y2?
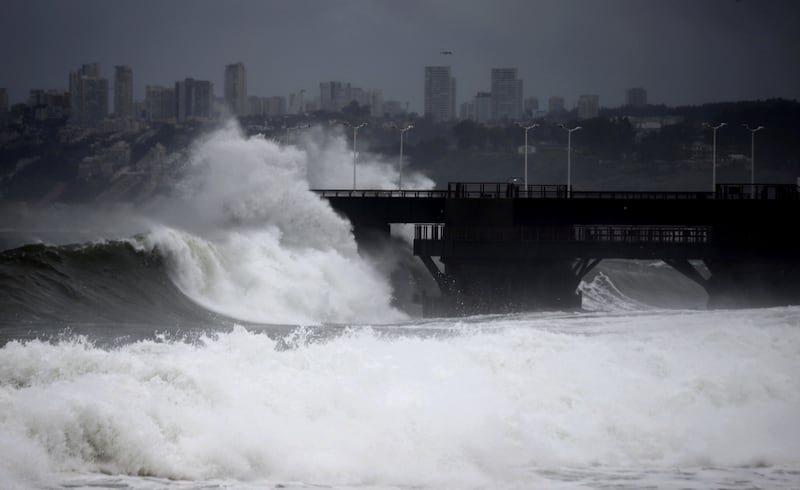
145;85;176;121
424;66;456;122
289;90;305;114
368;89;384;117
548;96;565;114
113;65;133;118
265;96;287;117
474;92;492;123
176;78;213;122
577;94;600;119
224;62;247;116
69;63;108;126
69;63;99;118
490;68;523;121
459;101;475;121
320;81;346;112
625;87;647;107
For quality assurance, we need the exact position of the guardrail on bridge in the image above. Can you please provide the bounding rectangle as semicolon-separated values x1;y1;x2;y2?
414;224;713;244
314;183;799;200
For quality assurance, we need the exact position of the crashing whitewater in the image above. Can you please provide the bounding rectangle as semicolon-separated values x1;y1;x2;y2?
1;309;800;488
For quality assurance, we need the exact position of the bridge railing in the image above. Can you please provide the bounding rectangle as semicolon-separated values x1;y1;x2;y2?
415;224;713;244
314;189;450;198
316;183;799;200
572;191;712;200
717;184;800;200
447;183;570;199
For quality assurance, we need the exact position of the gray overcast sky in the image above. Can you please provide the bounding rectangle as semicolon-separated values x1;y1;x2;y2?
2;0;799;111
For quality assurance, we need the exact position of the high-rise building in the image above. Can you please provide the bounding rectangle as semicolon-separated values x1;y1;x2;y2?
348;86;366;109
224;62;247;116
145;85;176;121
265;96;286;117
548;96;565;114
459;101;475;121
69;63;108;126
0;88;7;113
81;78;110;126
69;63;99;120
490;68;523;121
474;92;492;123
524;97;539;116
367;90;383;117
424;66;456;121
625;87;647;107
175;78;213;122
28;89;47;107
577;94;600;120
113;65;133;118
305;95;320;112
247;95;263;116
289;90;305;114
320;81;345;112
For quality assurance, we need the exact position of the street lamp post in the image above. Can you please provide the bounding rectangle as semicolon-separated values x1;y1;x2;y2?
516;122;539;188
389;123;414;189
742;124;765;190
709;123;727;195
559;124;582;196
334;121;369;189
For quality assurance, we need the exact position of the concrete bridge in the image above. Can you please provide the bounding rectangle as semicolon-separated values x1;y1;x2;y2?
318;182;800;316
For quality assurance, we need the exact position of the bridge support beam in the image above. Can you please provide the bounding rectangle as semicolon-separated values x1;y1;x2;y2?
663;259;709;289
705;259;800;308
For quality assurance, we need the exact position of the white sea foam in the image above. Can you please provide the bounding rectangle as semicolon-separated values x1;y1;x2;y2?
133;121;433;325
1;308;799;488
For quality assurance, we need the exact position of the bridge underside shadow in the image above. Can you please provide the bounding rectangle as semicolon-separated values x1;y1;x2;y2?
416;252;800;317
330;183;800;317
412;226;800;316
420;258;588;316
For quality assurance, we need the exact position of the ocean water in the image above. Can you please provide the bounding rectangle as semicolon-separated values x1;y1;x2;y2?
1;123;798;489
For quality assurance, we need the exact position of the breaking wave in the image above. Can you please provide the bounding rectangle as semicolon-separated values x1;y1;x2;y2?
1;121;439;326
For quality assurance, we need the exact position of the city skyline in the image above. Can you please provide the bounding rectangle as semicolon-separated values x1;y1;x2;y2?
2;0;800;111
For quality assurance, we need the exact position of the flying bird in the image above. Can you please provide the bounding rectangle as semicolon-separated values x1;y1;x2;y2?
440;50;453;55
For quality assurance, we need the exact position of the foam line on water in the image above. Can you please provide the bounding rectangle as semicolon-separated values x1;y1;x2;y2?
1;308;799;487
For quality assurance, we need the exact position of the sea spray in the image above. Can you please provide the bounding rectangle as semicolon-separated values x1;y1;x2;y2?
300;125;435;190
138;121;432;324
